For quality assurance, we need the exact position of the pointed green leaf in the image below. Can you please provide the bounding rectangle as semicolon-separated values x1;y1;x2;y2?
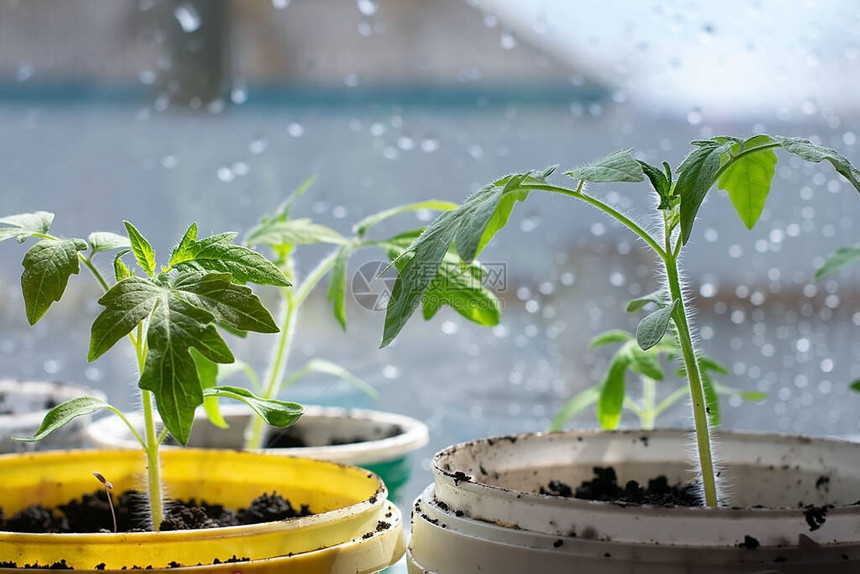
326;244;353;330
774;136;860;194
718;138;778;230
21;238;88;324
88;277;162;361
139;294;234;445
699;356;730;376
639;160;673;209
712;382;766;403
814;244;860;281
174;238;290;287
203;386;303;428
168;223;198;267
636;299;678;351
549;386;600;432
850;380;860;392
15;396;115;442
626;289;667;313
0;211;54;243
191;347;228;429
588;329;634;348
245;218;346;249
173;271;279;333
274;175;318;220
87;232;131;255
627;345;665;381
381;171;545;346
284;359;378;399
566;150;644;183
123;221;156;276
677;140;733;244
113;249;133;281
353;200;458;238
596;355;629;429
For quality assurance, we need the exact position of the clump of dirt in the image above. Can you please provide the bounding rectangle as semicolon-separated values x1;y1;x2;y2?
543;466;701;507
803;504;833;532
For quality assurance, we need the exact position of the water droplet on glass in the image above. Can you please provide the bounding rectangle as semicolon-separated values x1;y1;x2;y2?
560;272;575;286
687;108;703;125
357;21;373;37
441;321;459;335
217;167;234;182
207;98;225;114
139;70;156;85
468;144;484;159
16;63;34;82
699;23;715;44
174;4;202;33
357;0;378;16
287;122;305;137
43;359;59;374
397;136;415;151
85;367;103;382
800;100;817;115
383;146;399;160
483;14;498;28
500;30;517;50
344;73;360;88
609;272;625;287
231;85;248;105
232;162;249;176
382;364;400;379
161;155;178;169
843;131;856;146
420;138;439;153
272;0;290;8
249;138;268;154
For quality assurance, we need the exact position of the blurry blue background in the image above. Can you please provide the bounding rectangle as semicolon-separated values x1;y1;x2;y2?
0;1;859;547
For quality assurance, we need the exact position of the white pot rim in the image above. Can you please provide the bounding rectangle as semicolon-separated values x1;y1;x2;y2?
87;404;428;465
429;428;860;547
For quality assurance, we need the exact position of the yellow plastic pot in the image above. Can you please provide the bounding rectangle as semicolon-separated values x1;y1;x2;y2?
0;449;404;572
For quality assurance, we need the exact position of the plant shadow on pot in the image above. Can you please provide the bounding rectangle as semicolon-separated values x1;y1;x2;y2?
0;379;105;453
408;429;860;574
86;404;428;502
0;448;404;572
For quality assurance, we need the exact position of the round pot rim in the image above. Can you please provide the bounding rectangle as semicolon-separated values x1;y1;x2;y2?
433;428;860;516
0;378;106;428
87;404;429;464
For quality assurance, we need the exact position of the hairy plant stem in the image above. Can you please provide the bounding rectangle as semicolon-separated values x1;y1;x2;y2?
244;249;340;449
528;181;719;507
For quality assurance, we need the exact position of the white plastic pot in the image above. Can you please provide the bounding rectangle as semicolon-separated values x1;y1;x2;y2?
0;379;105;453
87;404;428;500
408;429;860;573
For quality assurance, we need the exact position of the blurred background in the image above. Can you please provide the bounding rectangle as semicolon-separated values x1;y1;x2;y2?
0;0;859;536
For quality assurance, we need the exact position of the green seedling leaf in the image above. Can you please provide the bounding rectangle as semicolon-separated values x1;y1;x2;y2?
139;294;235;445
712;382;767;402
21;238;88;324
273;175;318;221
851;380;860;392
597;354;629;429
173;233;290;287
203;386;303;428
676;140;733;244
0;211;54;243
245;218;346;249
549;386;600;432
566;150;644;183
191;347;228;429
113;249;133;281
636;299;678;351
639;160;673;209
16;396;115;441
326;244;353;331
124;221;156;277
168;223;198;267
815;244;860;281
283;359;378;399
774;136;860;194
88;277;162;360
353;200;458;238
588;329;633;348
88;232;131;255
627;344;665;381
174;271;279;333
382;170;551;346
718;137;778;229
626;289;667;313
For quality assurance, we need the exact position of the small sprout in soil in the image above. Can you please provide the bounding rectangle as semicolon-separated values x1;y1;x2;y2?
381;134;860;508
92;472;117;533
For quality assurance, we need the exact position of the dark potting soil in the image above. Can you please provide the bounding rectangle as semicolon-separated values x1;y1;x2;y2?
263;424;404;449
542;466;701;507
0;489;313;534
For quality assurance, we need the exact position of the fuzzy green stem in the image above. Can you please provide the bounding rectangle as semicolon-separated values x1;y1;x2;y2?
141;390;164;531
244;249;341;449
664;255;719;507
641;378;657;430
